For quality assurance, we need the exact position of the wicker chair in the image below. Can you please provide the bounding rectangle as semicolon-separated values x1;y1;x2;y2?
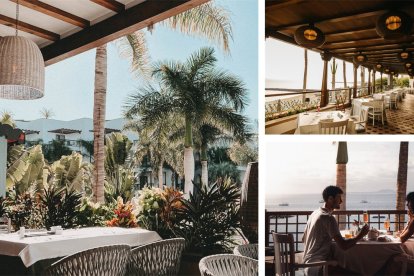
233;244;258;260
128;238;185;276
199;254;258;276
0;216;11;233
43;244;130;276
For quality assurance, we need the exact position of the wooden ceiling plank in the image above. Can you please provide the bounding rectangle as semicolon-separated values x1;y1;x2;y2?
273;9;385;31
326;36;384;46
327;40;414;51
9;0;90;28
42;0;208;66
341;48;414;55
325;26;376;37
0;14;59;41
265;0;307;9
89;0;125;13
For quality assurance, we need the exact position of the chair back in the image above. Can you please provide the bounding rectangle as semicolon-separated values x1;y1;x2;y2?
335;94;345;112
372;99;384;112
390;92;398;101
233;244;258;260
0;216;11;233
44;244;130;276
272;232;295;276
129;238;185;276
199;254;258;276
319;119;348;134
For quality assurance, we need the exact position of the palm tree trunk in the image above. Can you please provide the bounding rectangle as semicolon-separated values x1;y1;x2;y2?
331;58;336;90
302;49;308;103
396;142;409;231
93;45;107;203
184;117;194;194
336;142;348;230
158;162;163;188
343;61;347;88
201;144;208;186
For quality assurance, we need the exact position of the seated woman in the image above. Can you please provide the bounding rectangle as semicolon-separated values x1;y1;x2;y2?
399;192;414;243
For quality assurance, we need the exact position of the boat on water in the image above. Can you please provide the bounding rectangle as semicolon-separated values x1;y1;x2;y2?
279;202;289;206
319;199;324;203
360;200;369;203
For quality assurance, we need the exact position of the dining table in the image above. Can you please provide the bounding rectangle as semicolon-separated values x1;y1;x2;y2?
295;111;355;134
0;227;161;268
333;232;414;275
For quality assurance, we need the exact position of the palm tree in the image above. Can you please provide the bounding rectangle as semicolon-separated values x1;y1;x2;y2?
39;108;55;119
336;141;348;230
331;58;337;90
396;142;409;231
343;61;347;88
124;47;247;194
91;2;232;202
0;111;15;127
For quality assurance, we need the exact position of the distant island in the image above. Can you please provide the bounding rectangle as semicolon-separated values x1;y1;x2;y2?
376;189;395;193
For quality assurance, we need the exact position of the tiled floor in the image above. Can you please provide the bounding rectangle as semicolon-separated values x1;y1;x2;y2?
365;94;414;134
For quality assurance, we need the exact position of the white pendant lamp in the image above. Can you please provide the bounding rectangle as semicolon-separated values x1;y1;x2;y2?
0;0;44;100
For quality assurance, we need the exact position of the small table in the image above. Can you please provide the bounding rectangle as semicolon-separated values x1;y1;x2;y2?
295;111;355;134
333;235;414;275
0;227;161;268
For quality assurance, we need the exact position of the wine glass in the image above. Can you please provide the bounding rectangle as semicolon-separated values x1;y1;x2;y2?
384;218;390;233
363;211;369;224
304;98;310;115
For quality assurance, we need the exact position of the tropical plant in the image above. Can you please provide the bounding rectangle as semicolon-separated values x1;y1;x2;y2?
134;186;165;230
396;77;410;87
77;198;115;227
43;140;72;163
208;162;241;185
106;197;138;228
39;108;55;119
396;142;409;230
228;141;258;166
173;179;241;254
0;111;15;127
40;185;82;229
207;147;233;164
92;2;233;203
6;145;45;194
79;139;94;162
124;47;247;194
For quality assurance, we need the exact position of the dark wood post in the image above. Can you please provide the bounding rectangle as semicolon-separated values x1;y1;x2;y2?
381;72;383;92
353;63;358;98
368;68;372;96
320;51;332;107
372;69;376;94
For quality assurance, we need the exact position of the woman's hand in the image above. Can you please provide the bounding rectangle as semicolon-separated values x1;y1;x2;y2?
408;209;414;219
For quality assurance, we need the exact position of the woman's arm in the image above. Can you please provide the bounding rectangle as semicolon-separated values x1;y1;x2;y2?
400;218;414;243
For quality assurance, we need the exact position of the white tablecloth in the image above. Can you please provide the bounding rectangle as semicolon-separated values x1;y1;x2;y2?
0;227;161;267
295;111;355;134
334;236;414;275
351;98;371;120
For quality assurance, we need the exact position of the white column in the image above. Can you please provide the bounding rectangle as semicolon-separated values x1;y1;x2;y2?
0;137;6;198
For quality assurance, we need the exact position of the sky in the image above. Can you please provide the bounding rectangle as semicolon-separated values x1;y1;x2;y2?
265;142;414;196
0;0;258;125
265;38;390;90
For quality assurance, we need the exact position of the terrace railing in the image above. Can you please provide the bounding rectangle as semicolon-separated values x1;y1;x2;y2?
265;209;407;252
265;86;382;122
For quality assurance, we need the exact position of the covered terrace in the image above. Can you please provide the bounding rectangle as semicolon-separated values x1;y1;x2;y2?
265;0;414;134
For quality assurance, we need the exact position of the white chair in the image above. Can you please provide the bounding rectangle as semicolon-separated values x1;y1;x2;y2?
319;120;348;134
367;100;384;126
233;244;258;260
350;109;367;134
389;93;398;110
0;216;11;233
273;232;337;276
199;254;258;276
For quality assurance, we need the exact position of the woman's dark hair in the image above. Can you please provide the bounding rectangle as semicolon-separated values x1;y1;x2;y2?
322;185;343;202
406;192;414;211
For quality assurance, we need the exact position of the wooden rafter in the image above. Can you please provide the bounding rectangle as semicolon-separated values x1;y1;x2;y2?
325;26;376;37
265;0;307;9
329;40;414;52
42;0;209;66
341;48;414;55
90;0;125;13
9;0;90;28
0;13;59;41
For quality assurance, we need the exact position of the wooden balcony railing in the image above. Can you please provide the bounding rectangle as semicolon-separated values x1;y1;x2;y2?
265;210;407;252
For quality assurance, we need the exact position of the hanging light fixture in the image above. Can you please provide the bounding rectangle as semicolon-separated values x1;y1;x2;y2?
398;49;412;62
353;52;368;64
0;0;44;100
384;68;390;73
294;23;325;48
376;10;413;39
405;62;413;68
375;63;383;70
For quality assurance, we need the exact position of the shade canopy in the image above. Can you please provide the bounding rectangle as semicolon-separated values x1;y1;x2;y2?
0;36;45;100
266;0;414;74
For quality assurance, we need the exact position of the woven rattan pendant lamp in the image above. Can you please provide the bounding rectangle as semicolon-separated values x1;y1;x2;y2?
0;0;44;100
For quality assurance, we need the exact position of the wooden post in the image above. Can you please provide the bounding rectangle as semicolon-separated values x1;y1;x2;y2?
353;63;358;98
0;137;6;198
320;51;332;107
368;68;371;96
381;72;383;92
373;69;376;94
337;142;348;230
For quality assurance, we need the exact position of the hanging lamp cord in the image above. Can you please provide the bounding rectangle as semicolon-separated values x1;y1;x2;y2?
15;0;19;36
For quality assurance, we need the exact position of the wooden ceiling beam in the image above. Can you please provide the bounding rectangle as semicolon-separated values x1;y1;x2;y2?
265;0;307;9
341;48;414;55
9;0;90;28
273;9;385;31
325;26;376;38
89;0;125;13
328;40;414;52
0;13;59;41
42;0;208;66
326;36;386;46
